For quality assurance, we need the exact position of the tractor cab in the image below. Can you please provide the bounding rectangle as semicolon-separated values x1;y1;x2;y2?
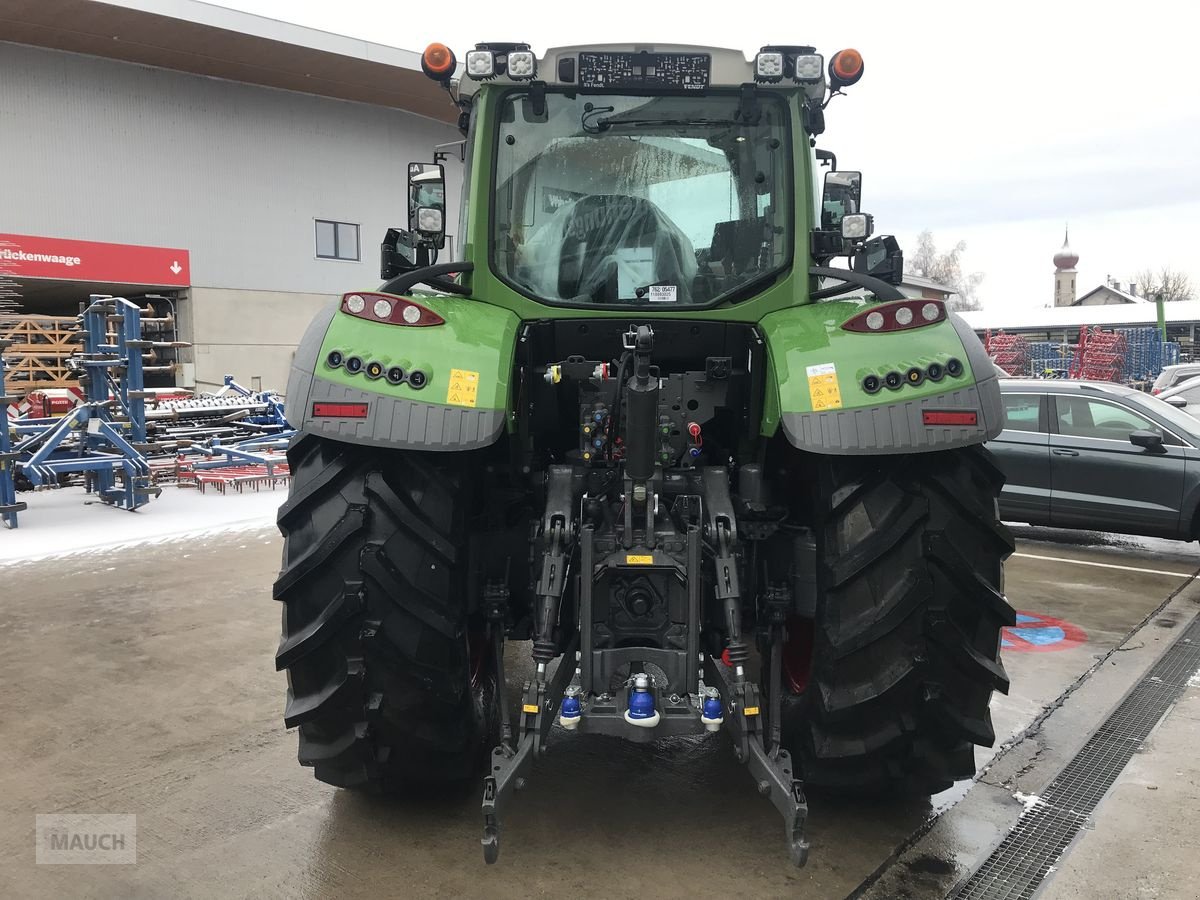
383;42;904;305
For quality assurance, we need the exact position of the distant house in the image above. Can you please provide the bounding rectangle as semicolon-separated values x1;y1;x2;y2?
899;274;955;302
1073;284;1146;306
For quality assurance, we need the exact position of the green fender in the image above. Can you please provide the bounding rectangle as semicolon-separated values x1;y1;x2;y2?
759;300;1004;454
286;293;519;450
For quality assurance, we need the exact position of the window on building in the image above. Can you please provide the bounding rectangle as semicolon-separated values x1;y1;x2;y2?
315;220;360;261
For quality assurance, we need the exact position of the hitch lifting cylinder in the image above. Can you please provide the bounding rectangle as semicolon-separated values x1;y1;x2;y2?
624;325;658;484
624;382;657;482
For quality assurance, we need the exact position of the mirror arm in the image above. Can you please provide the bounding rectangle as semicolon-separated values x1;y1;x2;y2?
380;262;474;297
809;266;906;302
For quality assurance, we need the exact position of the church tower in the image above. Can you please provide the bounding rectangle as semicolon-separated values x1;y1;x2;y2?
1053;227;1078;307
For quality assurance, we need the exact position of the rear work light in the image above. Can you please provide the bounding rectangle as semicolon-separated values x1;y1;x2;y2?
842;300;946;333
341;293;445;326
922;410;978;426
312;402;369;418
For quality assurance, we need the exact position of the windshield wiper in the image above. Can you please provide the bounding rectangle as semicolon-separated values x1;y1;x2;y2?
580;105;616;134
590;117;738;133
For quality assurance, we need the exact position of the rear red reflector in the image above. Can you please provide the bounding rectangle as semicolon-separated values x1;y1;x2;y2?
922;410;978;426
312;402;369;418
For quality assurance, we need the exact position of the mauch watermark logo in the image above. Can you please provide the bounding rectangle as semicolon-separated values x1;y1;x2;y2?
36;815;136;865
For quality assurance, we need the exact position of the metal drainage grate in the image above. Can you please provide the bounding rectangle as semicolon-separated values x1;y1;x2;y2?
953;615;1200;900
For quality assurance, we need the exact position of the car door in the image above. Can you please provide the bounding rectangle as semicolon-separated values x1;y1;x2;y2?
1048;394;1187;537
992;391;1050;523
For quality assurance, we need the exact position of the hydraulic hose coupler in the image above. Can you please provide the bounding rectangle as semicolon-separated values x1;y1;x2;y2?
559;685;582;731
624;672;661;728
701;686;724;733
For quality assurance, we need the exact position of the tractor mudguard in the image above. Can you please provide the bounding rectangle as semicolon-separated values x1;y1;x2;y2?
286;294;519;450
760;301;1003;454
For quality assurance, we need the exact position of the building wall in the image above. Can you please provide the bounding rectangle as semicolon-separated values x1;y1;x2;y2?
183;287;335;392
0;41;463;391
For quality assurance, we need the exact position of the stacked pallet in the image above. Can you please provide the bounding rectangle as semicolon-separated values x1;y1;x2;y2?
0;315;77;395
1070;328;1128;381
985;331;1031;375
1028;341;1076;378
1122;327;1180;382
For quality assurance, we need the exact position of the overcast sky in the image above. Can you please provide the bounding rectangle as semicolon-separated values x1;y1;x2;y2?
215;0;1200;310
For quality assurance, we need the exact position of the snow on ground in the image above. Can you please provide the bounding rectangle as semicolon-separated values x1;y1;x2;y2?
0;485;283;565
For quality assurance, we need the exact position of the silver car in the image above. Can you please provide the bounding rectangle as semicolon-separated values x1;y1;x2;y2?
1151;363;1200;395
991;379;1200;541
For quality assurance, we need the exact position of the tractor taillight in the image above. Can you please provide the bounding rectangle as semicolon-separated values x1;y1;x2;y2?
842;300;946;334
341;292;445;327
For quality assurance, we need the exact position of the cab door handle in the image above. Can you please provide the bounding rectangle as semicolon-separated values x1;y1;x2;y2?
1052;448;1079;457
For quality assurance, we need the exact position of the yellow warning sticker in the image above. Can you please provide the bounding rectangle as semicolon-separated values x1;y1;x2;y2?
522;703;539;714
625;554;654;566
805;362;843;411
744;706;760;717
446;368;480;408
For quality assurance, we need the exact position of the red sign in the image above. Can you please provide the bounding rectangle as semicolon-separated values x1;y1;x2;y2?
0;233;190;286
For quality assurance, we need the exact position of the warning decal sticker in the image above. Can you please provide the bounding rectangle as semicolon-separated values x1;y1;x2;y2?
446;368;480;408
805;362;842;411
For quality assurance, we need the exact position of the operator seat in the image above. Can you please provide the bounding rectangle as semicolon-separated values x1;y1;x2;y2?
556;194;695;302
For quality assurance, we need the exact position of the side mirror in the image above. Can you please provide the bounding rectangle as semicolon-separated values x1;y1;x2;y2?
1165;396;1187;409
408;162;446;248
853;235;904;285
821;170;861;230
1129;429;1165;451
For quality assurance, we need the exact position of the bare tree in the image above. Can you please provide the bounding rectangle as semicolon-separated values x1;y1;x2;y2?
906;230;984;311
1133;266;1194;302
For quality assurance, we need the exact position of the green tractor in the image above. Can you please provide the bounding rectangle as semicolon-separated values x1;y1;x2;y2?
274;41;1014;866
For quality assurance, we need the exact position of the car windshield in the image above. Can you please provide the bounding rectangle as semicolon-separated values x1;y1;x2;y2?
492;91;791;307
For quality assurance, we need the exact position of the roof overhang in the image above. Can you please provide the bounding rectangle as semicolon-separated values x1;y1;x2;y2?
0;0;459;123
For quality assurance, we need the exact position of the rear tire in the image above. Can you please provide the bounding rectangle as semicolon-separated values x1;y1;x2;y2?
273;434;494;791
778;446;1015;795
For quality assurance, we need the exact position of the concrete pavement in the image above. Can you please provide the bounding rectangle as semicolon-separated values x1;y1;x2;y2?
0;524;1196;898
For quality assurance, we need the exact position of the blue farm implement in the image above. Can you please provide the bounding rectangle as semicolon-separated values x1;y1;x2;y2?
1;338;28;528
9;296;160;519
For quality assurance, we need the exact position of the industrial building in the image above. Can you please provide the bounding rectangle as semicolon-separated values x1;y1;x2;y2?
0;0;462;392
